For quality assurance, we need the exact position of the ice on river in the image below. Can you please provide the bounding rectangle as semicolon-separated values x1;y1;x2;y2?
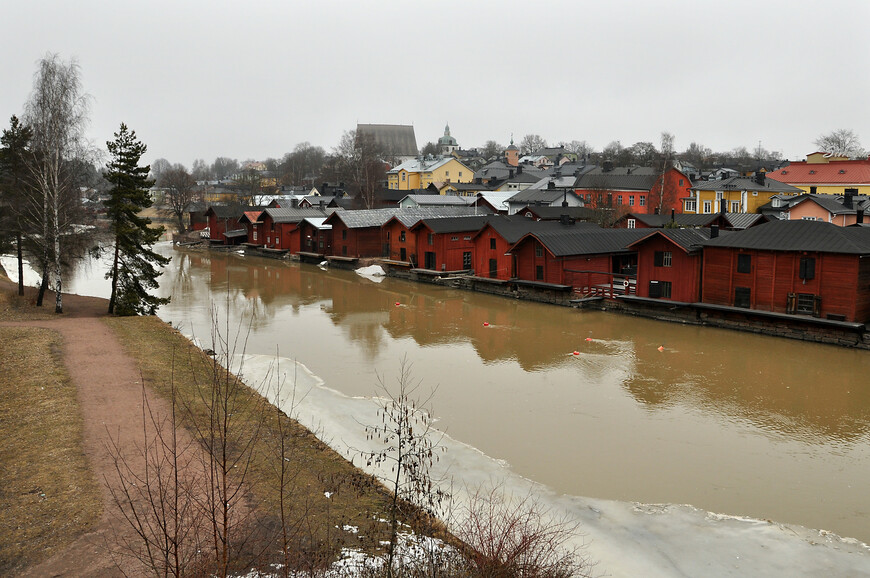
355;264;386;283
187;352;870;576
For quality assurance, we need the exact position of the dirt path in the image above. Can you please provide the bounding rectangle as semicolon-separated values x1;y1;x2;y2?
1;283;188;577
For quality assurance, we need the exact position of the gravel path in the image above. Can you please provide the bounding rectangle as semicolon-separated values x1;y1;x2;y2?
2;281;194;577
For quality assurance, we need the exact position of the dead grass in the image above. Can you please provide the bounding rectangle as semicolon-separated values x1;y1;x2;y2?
0;326;102;574
104;315;445;569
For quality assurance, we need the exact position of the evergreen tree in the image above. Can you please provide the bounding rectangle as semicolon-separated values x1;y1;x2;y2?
0;115;34;296
104;123;170;315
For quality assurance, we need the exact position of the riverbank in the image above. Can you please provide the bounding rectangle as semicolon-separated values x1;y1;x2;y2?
0;269;444;576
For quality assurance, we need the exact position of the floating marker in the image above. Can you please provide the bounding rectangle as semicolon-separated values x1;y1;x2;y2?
573;351;580;356
483;322;490;327
657;345;664;352
585;337;593;342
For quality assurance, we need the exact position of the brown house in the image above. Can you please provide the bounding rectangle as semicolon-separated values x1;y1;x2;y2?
701;220;870;322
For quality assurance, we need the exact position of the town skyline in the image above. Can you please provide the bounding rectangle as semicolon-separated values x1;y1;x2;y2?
2;0;868;169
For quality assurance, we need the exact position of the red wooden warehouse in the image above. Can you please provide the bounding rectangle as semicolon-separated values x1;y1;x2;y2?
627;228;722;302
700;220;870;322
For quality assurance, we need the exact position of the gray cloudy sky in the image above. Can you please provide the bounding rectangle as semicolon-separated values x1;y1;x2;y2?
3;0;868;168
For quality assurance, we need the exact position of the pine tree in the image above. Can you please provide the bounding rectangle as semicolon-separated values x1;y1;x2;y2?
104;123;170;315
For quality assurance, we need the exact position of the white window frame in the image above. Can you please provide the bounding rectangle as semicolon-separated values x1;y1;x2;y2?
685;199;696;212
731;200;741;212
703;200;712;214
627;218;636;229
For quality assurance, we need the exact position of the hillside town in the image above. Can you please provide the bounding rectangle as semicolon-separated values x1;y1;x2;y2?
160;124;870;349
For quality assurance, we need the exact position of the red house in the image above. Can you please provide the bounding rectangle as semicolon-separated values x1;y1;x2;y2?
258;207;331;252
382;214;425;264
701;220;870;322
296;217;333;257
574;166;692;216
471;216;600;280
204;205;247;245
410;215;492;271
509;228;649;292
627;228;721;302
238;210;266;247
325;208;396;258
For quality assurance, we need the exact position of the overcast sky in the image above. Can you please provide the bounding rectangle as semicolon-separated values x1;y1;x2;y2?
3;0;868;169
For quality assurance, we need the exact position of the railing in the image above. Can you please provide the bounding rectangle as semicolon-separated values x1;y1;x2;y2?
564;269;637;299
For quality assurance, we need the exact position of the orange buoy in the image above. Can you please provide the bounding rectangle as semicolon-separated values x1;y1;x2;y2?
395;302;400;306
585;337;593;342
572;350;580;356
483;322;490;327
657;345;664;352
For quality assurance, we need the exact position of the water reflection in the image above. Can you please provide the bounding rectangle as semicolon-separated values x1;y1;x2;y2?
26;244;867;541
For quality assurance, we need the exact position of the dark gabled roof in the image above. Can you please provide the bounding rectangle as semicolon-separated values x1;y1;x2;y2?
702;219;870;254
506;187;582;205
518;206;598;221
512;228;650;257
477;215;600;244
262;207;331;224
724;213;767;229
790;193;870;215
325;206;489;229
628;228;728;253
412;215;492;234
575;167;660;192
401;194;472;206
223;229;248;239
624;213;718;227
205;204;247;219
690;176;803;194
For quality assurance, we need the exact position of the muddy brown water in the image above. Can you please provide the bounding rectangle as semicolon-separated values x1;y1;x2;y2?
14;246;870;543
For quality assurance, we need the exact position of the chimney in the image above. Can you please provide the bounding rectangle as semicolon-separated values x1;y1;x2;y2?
603;160;614;172
845;188;858;208
858;208;865;224
517;165;523;174
547;181;556;189
710;225;719;238
755;172;766;186
560;214;572;226
670;208;675;223
509;169;514;179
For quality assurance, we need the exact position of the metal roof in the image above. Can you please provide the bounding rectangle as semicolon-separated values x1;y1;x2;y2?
690;176;803;194
512;228;650;257
481;215;600;244
628;228;728;253
413;215;492;234
775;159;870;185
326;206;488;229
262;207;332;224
401;194;472;206
702;219;870;254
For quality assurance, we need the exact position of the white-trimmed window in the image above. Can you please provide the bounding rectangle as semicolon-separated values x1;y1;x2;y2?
731;201;741;212
629;195;635;206
627;218;636;229
703;200;712;214
639;195;646;206
685;199;696;212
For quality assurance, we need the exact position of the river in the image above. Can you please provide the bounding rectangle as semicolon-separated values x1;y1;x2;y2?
4;245;870;548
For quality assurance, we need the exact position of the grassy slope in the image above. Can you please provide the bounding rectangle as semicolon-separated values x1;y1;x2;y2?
0;294;102;573
104;314;440;569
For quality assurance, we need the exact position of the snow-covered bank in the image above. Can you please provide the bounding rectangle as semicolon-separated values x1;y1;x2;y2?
234;353;870;577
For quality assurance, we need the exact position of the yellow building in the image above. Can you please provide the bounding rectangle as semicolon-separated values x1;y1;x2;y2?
683;175;803;214
387;156;473;190
770;152;870;196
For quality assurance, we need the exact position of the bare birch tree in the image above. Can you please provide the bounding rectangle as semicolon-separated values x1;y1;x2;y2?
22;53;92;313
